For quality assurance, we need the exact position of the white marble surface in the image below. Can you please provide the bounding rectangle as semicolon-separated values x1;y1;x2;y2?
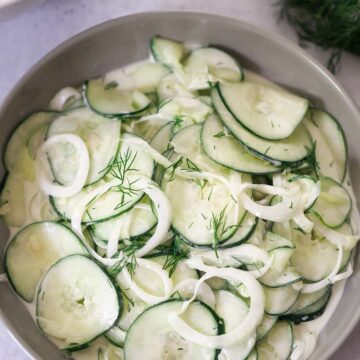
0;1;359;359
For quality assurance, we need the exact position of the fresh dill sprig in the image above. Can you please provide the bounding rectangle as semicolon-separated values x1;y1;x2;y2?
165;156;183;182
107;237;147;277
278;0;360;73
100;148;142;209
210;206;239;257
162;236;190;277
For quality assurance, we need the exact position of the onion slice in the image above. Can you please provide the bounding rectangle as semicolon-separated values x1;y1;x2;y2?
188;244;272;278
36;134;89;198
49;87;81;111
168;267;264;348
172;278;216;308
121;258;173;304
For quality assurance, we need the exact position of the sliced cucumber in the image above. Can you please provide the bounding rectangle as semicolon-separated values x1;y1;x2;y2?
264;284;300;316
212;89;312;165
304;109;347;182
218;82;308;140
184;47;243;90
47;107;120;185
215;290;255;360
84;79;151;118
150;35;186;67
290;224;351;282
257;321;293;360
284;286;330;315
308;176;351;228
105;62;170;94
124;299;221;360
5;222;88;302
256;314;278;341
4;111;56;181
201;114;279;174
259;266;301;288
282;287;332;323
91;196;157;243
36;255;120;349
51;133;154;223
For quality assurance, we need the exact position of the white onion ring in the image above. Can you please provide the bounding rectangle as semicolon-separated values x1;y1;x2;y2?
36;134;89;198
168;267;264;348
172;278;216;308
188;244;272;278
122;258;173;304
49;87;81;111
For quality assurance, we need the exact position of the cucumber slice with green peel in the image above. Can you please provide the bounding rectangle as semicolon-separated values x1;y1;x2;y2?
124;299;221;360
4;111;57;181
84;79;151;118
308;176;351;228
51;133;154;223
281;287;332;323
90;196;157;243
157;73;195;101
284;286;330;315
150;36;186;67
5;222;88;302
212;89;313;166
215;290;255;360
304;109;347;182
264;284;300;316
105;63;170;94
201;115;280;175
47;107;121;186
259;266;301;288
256;314;278;341
36;255;121;349
217;82;308;140
257;321;293;360
184;47;243;90
290;222;352;282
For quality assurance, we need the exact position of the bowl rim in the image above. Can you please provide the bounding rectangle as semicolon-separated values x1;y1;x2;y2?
0;10;360;360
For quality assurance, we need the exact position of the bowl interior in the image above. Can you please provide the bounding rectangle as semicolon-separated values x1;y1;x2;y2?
0;11;360;360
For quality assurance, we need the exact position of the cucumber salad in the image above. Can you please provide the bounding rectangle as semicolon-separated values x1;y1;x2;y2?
0;35;359;360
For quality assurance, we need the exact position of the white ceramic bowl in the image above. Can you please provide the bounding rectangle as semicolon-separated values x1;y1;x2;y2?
0;11;359;360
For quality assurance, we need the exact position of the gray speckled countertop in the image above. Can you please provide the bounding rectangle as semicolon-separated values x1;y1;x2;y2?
0;1;359;359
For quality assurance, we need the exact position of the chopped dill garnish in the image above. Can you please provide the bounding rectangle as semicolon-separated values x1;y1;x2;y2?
162;236;190;277
104;81;118;90
213;131;225;138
